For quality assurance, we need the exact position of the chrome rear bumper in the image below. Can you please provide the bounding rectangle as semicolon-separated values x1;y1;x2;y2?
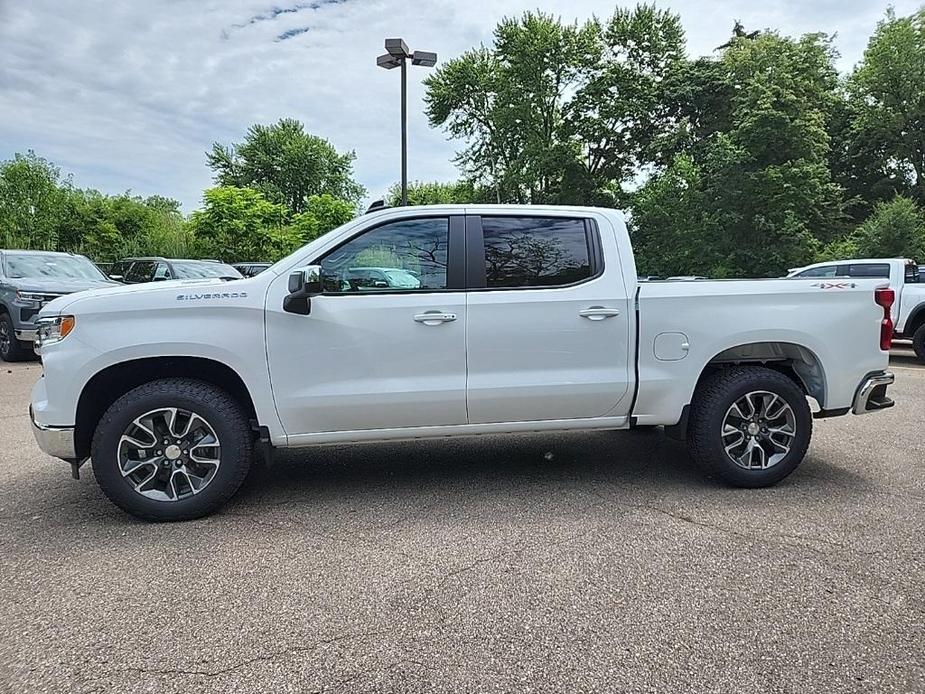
852;371;895;415
30;406;77;460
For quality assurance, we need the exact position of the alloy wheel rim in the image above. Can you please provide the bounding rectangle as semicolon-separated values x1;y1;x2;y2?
720;390;796;470
118;407;221;501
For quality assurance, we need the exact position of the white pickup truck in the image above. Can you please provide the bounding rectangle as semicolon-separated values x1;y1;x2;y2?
30;205;896;521
788;258;925;362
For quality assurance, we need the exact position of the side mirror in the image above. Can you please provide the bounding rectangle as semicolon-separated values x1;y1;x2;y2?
283;265;323;315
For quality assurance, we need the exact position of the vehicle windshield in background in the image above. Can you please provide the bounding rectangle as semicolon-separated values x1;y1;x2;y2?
3;253;106;280
171;261;243;280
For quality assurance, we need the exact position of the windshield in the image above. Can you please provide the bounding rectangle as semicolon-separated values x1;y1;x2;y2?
3;253;106;280
171;261;243;280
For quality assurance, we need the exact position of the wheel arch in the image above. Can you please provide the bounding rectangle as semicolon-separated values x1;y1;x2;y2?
698;341;826;407
74;357;259;459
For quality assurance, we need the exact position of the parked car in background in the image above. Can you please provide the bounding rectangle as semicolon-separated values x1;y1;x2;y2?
341;266;421;290
108;257;243;283
788;258;925;362
232;262;272;277
30;205;894;521
0;250;118;362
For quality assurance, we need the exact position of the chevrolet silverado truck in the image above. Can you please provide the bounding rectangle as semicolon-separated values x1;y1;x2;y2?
0;250;118;362
30;206;896;521
788;258;925;362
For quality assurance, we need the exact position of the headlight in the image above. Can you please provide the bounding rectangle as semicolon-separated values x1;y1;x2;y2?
34;315;76;350
14;291;44;306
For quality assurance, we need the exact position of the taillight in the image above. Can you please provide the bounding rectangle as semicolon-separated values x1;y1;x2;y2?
875;287;894;351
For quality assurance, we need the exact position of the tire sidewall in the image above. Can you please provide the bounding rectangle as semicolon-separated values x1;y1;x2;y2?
0;313;22;361
92;383;251;521
694;371;812;487
912;324;925;362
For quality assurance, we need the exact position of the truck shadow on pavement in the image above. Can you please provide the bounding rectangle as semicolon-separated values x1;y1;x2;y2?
224;428;870;514
10;429;870;528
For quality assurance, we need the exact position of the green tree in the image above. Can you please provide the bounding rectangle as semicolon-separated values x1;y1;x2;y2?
848;8;925;204
631;31;845;277
289;193;356;243
0;151;67;250
385;180;486;206
188;186;300;262
424;12;597;203
820;196;925;261
207;119;365;213
425;6;685;205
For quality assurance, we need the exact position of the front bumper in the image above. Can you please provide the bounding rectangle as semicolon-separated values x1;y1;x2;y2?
15;328;37;342
30;406;77;460
852;371;895;415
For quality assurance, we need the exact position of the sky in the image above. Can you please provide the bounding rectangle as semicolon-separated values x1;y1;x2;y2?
0;0;920;212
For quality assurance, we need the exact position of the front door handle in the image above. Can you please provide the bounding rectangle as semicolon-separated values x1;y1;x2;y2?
413;311;457;326
579;306;621;320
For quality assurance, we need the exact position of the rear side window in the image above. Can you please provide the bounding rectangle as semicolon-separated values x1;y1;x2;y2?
794;265;837;278
125;261;155;283
847;263;890;278
481;217;593;288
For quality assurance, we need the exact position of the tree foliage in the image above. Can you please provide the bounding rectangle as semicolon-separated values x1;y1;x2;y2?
632;30;845;276
207;119;365;212
425;7;683;205
848;9;925;205
187;187;301;263
818;196;925;261
289;193;357;243
385;180;487;206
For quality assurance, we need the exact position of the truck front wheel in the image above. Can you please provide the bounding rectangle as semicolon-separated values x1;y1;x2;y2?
91;378;254;521
0;312;30;362
687;366;812;487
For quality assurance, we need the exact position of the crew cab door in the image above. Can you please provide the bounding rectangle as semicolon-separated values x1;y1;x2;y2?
465;213;633;423
265;215;468;438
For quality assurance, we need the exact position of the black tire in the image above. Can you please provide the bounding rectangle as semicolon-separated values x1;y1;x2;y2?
91;378;254;521
912;323;925;363
687;366;812;487
0;312;30;362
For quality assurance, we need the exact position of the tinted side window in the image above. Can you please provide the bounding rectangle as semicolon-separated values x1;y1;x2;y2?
795;265;836;278
125;261;155;283
481;217;592;288
847;263;890;278
318;218;448;293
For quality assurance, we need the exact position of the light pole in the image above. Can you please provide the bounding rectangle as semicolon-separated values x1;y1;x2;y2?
377;38;437;206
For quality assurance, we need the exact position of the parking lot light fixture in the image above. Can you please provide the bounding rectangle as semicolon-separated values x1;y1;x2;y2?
376;38;437;206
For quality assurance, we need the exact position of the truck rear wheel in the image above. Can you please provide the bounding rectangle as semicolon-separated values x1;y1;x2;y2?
91;378;254;521
0;312;30;362
912;323;925;363
687;366;812;487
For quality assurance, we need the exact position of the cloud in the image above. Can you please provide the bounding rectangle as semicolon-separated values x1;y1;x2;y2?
0;0;916;212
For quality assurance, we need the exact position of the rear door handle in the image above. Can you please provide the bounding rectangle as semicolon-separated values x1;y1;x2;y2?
413;311;457;325
579;307;621;320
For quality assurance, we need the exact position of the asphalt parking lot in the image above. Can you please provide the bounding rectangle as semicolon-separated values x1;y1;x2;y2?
1;353;923;693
